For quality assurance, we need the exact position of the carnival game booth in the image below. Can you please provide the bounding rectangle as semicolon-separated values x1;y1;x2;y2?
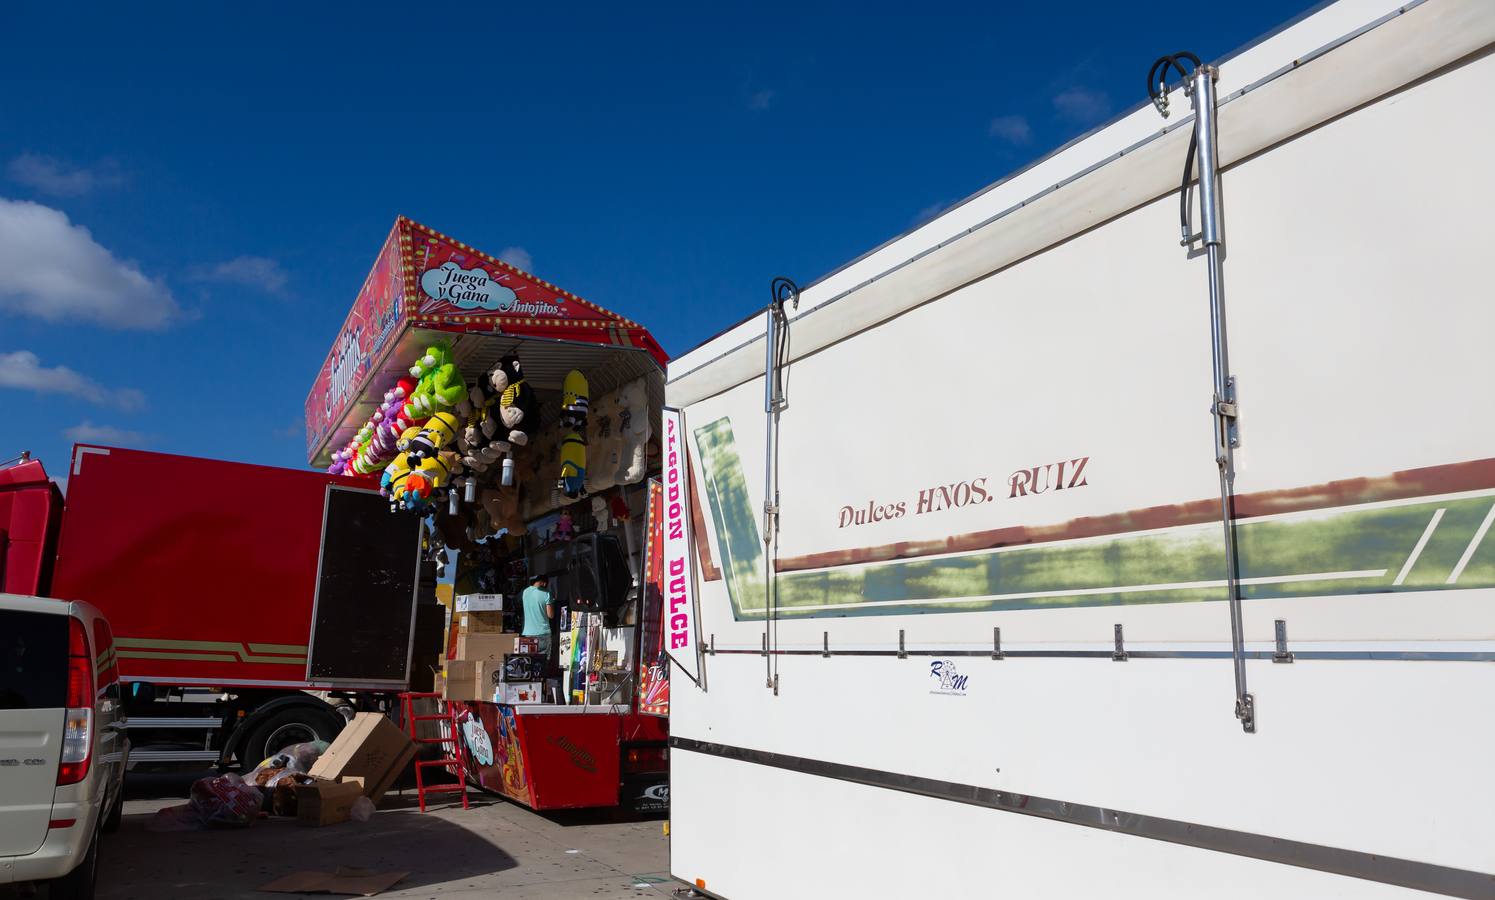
305;216;670;811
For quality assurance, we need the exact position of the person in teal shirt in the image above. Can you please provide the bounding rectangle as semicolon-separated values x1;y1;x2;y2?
521;575;554;659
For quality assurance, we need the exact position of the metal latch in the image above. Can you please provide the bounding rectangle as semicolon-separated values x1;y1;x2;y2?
1273;619;1294;664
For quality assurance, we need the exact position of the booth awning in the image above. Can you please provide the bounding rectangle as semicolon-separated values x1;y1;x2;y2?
304;216;667;467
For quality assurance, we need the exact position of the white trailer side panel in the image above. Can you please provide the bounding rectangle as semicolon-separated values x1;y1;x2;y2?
669;3;1495;897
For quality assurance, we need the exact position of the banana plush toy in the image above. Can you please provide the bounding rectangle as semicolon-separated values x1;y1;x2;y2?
560;369;589;429
557;369;589;498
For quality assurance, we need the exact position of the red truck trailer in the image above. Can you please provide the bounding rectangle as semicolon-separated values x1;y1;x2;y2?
1;446;435;770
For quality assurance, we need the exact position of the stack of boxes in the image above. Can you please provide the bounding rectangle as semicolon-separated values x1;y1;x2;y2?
441;592;549;704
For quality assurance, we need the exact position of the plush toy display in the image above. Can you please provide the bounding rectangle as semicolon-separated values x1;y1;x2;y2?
404;341;468;421
613;376;652;485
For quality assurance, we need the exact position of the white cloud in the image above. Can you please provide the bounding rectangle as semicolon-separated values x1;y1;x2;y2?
988;114;1033;145
186;255;289;295
0;350;146;410
7;154;126;197
275;421;304;440
912;201;949;227
498;246;533;272
748;89;775;111
1052;87;1110;124
0;198;179;329
63;421;147;446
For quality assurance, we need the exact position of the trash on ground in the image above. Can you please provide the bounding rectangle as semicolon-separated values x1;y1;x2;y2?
295;779;366;827
309;712;416;804
257;866;409;897
146;773;264;831
244;740;330;788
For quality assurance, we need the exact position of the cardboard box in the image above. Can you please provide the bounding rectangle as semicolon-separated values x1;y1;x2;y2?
454;632;520;661
308;713;415;804
458;610;506;634
497;681;544;704
456;593;504;612
443;659;482;702
516;636;540;654
294;779;364;826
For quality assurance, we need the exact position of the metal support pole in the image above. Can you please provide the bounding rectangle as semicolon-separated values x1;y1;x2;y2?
762;278;798;695
763;304;781;690
1191;64;1254;733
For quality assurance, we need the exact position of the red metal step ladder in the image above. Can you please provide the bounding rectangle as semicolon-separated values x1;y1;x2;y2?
398;691;471;812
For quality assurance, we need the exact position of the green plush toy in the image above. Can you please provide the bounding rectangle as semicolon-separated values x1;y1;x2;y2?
403;340;468;420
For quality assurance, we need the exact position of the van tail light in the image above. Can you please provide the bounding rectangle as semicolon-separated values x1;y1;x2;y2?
58;617;93;786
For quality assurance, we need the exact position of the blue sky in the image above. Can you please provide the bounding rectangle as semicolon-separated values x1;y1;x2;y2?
1;1;1313;483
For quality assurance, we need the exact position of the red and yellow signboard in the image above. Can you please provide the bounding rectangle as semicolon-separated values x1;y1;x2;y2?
304;216;667;465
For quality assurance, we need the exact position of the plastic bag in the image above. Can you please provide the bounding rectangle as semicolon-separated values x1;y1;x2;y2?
349;796;376;823
188;773;263;828
144;803;202;833
243;740;329;788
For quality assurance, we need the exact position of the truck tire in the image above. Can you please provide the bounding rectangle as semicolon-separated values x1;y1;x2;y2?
239;704;343;770
46;821;98;900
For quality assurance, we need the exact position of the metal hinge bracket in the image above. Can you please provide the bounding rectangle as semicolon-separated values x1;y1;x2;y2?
1112;624;1129;662
1273;619;1294;664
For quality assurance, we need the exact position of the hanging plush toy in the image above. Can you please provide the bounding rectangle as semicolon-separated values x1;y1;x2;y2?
479;485;526;536
584;390;618;494
559;429;587;498
374;377;419;451
381;453;415;510
493;355;539;447
461;363;502;469
560;369;589;430
406;411;461;462
556;369;589;498
613;376;652;485
404;341;468;421
402;450;462;511
554;508;575;541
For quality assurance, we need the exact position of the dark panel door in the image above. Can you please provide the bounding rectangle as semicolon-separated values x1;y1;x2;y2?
308;487;421;684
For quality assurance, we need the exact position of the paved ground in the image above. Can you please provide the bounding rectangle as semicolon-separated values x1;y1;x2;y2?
91;773;682;899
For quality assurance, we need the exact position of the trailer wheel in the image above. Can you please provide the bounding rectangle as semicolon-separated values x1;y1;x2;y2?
239;705;343;768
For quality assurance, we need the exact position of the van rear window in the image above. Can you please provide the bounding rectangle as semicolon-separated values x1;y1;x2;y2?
0;610;67;710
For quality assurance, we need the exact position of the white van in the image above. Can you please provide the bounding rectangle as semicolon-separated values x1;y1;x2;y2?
1;595;127;900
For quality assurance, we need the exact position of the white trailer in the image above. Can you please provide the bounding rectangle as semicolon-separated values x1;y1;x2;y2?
663;1;1495;896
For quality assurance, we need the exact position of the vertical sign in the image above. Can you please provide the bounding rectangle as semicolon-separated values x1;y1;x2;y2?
637;480;670;716
661;407;703;685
